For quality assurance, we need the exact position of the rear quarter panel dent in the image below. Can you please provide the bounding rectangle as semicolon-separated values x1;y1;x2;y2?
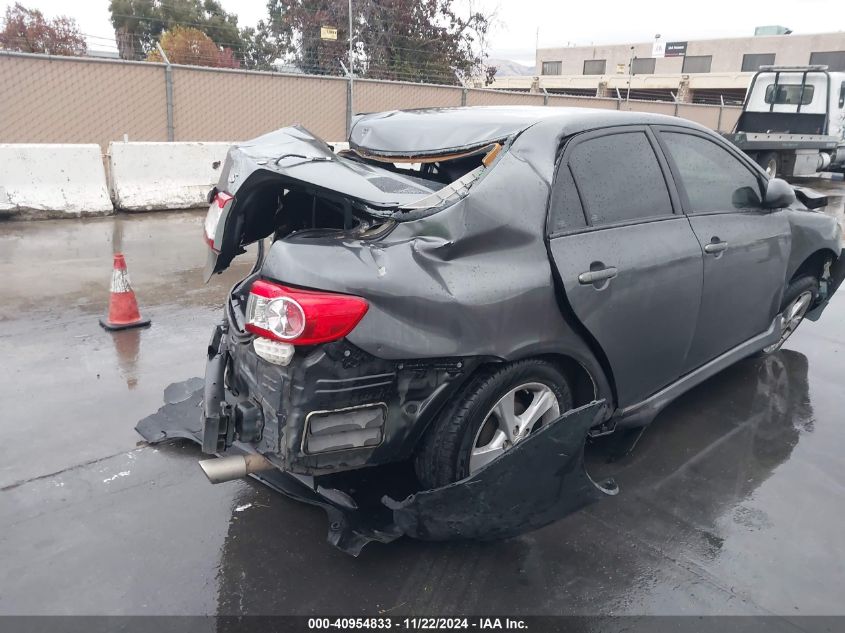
262;153;594;362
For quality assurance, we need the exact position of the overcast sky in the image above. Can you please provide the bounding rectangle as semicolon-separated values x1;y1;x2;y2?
3;0;843;66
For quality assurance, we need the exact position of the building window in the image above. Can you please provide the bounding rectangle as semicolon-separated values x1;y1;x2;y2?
631;57;656;75
741;53;775;71
809;51;845;71
682;55;712;73
542;61;562;75
764;84;815;105
583;59;606;75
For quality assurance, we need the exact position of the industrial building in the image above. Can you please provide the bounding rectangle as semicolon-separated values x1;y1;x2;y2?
491;29;845;104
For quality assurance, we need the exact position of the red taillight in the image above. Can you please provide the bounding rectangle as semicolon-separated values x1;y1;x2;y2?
245;280;369;346
204;191;234;251
215;191;234;206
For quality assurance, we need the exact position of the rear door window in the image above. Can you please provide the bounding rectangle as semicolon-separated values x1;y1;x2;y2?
548;164;586;234
568;131;673;226
659;132;763;212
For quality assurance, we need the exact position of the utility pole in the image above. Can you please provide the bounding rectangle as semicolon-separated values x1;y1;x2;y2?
626;46;635;107
348;0;354;74
347;0;354;136
157;42;174;142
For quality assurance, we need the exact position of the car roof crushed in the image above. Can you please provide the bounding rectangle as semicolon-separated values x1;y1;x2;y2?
349;106;565;157
223;109;706;211
348;105;706;157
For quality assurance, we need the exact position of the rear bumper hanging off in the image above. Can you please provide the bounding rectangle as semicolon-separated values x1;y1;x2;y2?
384;400;618;542
202;323;229;454
136;379;617;556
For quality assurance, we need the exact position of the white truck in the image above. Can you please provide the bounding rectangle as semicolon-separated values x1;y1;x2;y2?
725;65;845;178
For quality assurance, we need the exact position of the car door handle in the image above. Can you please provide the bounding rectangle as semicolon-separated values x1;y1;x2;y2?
578;266;618;285
704;241;728;254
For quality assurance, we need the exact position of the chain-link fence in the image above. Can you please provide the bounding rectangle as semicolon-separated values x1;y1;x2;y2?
0;50;742;152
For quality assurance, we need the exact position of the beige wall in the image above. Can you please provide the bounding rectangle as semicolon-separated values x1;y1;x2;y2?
355;79;462;112
465;89;545;106
618;99;676;115
0;54;168;149
547;95;618;110
0;51;742;154
172;66;347;142
538;31;845;75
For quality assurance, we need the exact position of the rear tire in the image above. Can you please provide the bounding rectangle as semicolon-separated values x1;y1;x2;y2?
760;275;819;355
414;360;573;489
757;151;780;178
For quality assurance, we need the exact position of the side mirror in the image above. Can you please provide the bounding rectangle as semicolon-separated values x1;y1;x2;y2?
763;178;796;209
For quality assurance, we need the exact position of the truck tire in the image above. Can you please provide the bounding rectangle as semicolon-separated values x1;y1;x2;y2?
757;151;780;178
414;360;573;489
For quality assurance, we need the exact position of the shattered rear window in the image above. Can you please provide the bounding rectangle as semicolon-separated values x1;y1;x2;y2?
345;142;506;214
364;176;433;196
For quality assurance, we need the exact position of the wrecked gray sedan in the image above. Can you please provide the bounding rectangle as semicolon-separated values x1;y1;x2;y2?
139;106;844;553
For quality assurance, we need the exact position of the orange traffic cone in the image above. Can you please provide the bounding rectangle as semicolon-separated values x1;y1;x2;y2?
99;253;151;331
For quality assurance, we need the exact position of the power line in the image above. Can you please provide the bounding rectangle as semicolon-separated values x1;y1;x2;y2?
1;6;489;85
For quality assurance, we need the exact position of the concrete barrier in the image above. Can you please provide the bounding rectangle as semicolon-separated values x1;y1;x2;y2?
0;140;352;219
0;144;113;217
108;141;232;211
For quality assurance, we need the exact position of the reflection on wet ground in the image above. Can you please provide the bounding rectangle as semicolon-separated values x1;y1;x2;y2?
112;329;142;390
0;190;844;615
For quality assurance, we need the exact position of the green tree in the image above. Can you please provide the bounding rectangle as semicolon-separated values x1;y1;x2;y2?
158;0;241;51
266;0;493;84
146;25;238;67
239;20;282;71
108;0;243;60
267;0;345;76
0;2;87;56
109;0;158;60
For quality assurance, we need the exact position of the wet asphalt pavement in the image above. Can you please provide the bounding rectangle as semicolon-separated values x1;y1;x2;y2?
1;182;844;617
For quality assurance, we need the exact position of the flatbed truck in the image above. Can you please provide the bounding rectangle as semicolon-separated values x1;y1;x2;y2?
724;65;845;178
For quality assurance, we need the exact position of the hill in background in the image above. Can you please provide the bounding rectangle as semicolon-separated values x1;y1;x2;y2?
489;58;535;77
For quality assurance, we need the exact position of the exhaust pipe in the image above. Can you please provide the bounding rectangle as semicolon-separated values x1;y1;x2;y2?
198;454;275;484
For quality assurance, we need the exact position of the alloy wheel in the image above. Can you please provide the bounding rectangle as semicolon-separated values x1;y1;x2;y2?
468;382;561;473
763;290;813;353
